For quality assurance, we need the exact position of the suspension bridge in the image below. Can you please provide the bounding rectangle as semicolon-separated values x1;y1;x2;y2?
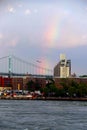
0;55;53;78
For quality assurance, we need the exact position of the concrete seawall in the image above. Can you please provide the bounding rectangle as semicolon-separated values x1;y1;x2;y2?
1;96;87;101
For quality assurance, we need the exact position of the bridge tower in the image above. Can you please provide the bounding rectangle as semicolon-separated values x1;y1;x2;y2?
8;55;12;78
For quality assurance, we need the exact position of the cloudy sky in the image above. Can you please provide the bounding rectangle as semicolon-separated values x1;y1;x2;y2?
0;0;87;75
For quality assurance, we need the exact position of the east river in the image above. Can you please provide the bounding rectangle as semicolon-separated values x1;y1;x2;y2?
0;100;87;130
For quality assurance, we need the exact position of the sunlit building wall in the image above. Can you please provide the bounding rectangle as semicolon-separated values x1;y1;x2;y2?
54;54;71;78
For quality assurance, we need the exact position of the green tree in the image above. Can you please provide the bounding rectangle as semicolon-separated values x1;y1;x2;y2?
76;83;87;97
26;80;35;91
35;79;41;90
42;79;59;97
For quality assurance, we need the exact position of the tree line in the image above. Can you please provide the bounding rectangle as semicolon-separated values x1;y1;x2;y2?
26;78;87;97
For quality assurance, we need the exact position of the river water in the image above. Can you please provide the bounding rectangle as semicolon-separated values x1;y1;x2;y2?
0;100;87;130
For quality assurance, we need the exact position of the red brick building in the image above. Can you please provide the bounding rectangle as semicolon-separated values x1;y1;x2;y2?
12;77;23;90
0;76;87;91
0;76;12;87
23;76;46;90
54;77;87;88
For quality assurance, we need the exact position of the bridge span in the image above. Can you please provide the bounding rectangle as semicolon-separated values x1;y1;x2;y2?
0;55;53;78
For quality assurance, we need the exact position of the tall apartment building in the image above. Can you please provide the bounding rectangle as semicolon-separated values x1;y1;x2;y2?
54;54;71;78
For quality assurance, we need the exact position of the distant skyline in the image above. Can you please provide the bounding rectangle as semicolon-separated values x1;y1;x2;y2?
0;0;87;75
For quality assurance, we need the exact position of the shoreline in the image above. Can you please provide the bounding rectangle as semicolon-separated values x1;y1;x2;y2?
0;96;87;101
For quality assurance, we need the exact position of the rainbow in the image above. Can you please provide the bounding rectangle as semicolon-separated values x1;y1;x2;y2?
44;16;61;48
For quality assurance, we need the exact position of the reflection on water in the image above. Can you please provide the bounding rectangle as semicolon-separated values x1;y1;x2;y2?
0;100;87;130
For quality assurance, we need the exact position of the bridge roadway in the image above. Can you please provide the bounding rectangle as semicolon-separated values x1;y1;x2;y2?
0;72;53;78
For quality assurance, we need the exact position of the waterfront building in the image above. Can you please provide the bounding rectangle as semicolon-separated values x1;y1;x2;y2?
23;76;46;90
54;54;71;78
12;77;23;90
0;76;12;91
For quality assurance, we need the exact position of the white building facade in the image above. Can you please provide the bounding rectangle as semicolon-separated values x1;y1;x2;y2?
54;54;71;78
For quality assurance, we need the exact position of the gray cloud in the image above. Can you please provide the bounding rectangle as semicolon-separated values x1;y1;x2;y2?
0;0;87;75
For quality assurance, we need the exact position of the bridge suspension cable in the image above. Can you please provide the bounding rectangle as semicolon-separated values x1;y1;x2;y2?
12;55;53;75
0;55;53;77
0;56;9;73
